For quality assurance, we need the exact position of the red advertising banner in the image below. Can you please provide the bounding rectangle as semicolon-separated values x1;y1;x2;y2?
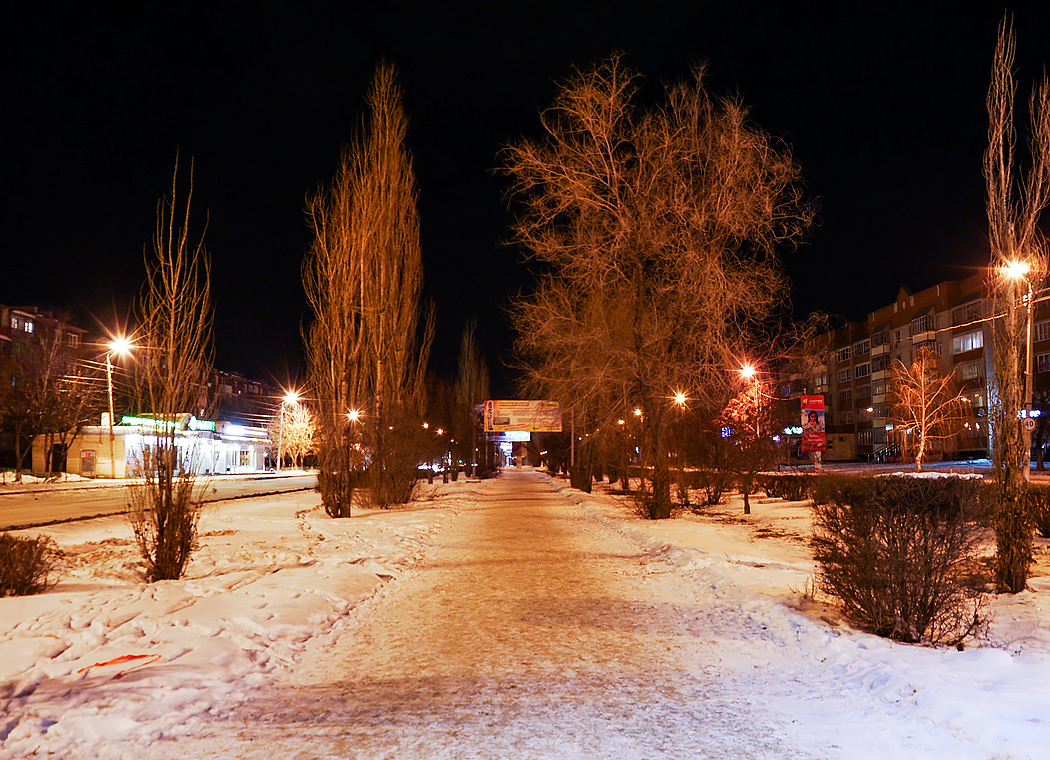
801;395;826;452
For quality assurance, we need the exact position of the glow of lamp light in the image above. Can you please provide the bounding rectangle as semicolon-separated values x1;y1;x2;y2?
1004;260;1031;280
108;336;133;356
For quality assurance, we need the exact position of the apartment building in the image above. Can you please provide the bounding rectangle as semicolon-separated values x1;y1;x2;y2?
783;273;1002;462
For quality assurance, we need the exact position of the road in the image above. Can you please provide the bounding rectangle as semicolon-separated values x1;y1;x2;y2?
0;473;316;530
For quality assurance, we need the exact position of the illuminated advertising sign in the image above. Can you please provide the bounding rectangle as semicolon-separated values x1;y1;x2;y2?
484;400;562;432
801;395;826;452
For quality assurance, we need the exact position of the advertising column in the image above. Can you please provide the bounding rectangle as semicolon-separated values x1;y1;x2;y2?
801;395;826;470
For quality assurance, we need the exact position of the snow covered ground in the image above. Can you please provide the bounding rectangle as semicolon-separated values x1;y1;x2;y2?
2;471;1050;758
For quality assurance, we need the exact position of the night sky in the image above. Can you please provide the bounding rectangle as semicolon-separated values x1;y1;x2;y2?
5;3;1050;396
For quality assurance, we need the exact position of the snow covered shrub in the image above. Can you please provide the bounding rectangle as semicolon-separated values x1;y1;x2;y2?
1026;484;1050;539
128;450;204;582
812;476;988;646
0;533;59;596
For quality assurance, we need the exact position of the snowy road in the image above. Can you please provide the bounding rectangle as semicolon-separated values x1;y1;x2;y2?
154;470;812;759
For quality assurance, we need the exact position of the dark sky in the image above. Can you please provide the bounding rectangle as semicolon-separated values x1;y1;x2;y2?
5;3;1050;396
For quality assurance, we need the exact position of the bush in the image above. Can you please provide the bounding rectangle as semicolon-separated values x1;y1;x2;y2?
1027;484;1050;539
813;476;988;646
0;533;59;596
762;474;813;501
694;469;733;508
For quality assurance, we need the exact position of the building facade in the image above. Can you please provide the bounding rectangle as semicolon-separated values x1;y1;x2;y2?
32;414;271;478
783;273;1000;462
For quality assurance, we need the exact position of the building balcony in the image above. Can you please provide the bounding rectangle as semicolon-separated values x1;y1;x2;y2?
871;343;891;357
911;330;935;344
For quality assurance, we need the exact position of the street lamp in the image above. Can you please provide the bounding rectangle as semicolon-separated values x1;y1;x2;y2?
1004;260;1035;481
276;390;300;473
105;337;133;478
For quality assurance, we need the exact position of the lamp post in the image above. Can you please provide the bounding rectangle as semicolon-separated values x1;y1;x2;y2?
1005;261;1035;481
105;337;132;478
276;390;300;473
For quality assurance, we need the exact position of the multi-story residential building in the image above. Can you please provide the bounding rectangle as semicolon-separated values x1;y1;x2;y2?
782;273;1001;462
0;305;90;469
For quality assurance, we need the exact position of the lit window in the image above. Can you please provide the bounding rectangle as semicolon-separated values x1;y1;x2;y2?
23;320;33;333
952;330;984;354
10;316;18;330
959;361;983;382
872;379;886;396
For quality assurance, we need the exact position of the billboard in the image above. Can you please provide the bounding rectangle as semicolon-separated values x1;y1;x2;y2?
484;400;562;432
801;395;826;452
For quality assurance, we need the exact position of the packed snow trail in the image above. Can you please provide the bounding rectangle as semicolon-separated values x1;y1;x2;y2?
154;471;815;759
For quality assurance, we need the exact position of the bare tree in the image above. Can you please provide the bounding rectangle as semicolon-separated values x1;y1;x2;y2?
127;158;214;582
719;377;791;513
304;63;433;515
0;318;97;480
985;16;1050;592
889;348;968;472
505;56;812;518
455;319;490;477
282;403;315;470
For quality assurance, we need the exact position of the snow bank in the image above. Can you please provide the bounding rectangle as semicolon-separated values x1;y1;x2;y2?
563;477;1050;759
0;482;470;759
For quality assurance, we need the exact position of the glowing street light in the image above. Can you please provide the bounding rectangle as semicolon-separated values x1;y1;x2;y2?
276;390;301;473
673;391;688;408
1003;260;1036;481
1004;260;1031;280
105;337;133;478
740;363;757;380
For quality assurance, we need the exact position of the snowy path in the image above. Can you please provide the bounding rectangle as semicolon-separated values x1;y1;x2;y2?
149;471;813;759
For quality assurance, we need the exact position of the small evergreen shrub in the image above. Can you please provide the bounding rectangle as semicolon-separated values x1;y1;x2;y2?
813;476;988;646
0;533;60;596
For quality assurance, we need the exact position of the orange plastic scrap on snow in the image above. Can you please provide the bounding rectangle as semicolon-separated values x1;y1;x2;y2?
77;653;162;678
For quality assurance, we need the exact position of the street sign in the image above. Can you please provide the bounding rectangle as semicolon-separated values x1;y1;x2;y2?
1023;417;1037;432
